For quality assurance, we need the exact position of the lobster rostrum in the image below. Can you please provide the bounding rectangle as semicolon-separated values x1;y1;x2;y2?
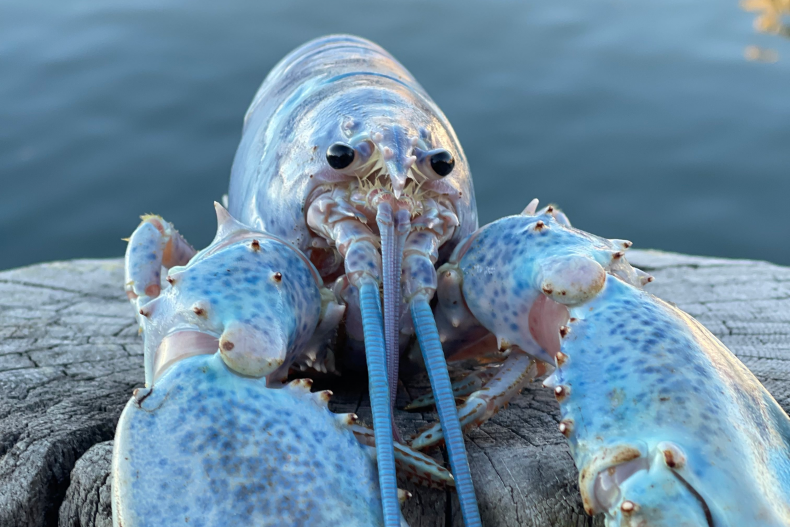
117;205;456;527
227;34;481;526
428;204;790;526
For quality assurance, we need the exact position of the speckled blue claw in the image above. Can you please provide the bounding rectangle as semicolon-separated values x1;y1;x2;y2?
113;354;397;527
548;274;790;526
443;204;790;526
114;205;417;527
134;203;325;387
596;455;715;527
124;214;196;325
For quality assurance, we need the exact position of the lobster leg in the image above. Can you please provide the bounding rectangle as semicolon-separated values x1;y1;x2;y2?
124;215;195;319
349;423;456;489
410;349;544;450
404;367;498;411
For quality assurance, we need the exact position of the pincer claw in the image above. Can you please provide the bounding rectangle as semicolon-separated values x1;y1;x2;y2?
134;205;325;387
114;207;418;527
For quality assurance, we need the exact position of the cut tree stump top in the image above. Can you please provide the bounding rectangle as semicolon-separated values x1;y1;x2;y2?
0;251;788;527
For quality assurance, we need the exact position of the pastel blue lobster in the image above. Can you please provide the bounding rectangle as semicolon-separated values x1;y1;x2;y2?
117;34;790;527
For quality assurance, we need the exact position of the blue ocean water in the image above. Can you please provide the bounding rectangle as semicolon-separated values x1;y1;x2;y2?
1;0;789;270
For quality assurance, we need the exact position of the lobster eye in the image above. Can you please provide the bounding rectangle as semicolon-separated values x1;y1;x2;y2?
326;143;355;170
429;150;455;176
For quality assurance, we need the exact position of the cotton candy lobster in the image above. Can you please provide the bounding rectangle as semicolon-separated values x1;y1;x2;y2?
421;203;790;526
119;32;790;527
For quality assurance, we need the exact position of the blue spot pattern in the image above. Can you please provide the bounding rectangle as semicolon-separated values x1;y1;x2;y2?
454;214;626;361
188;238;317;352
143;236;322;380
553;275;790;525
113;354;385;527
455;213;790;526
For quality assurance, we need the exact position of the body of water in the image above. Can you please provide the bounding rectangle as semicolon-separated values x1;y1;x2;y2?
2;0;789;270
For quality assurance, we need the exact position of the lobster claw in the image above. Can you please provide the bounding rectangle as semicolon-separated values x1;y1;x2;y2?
113;352;395;527
116;207;417;527
437;205;643;364
595;459;714;526
137;205;326;387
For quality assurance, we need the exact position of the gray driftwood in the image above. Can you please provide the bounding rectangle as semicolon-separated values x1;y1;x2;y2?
0;251;788;527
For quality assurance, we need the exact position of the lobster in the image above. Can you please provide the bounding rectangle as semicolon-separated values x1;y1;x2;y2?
118;34;790;527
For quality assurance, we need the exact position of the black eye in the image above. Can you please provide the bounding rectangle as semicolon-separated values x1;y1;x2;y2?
326;143;355;170
430;150;455;176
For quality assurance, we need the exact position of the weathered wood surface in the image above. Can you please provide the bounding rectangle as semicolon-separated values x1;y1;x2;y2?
0;251;788;527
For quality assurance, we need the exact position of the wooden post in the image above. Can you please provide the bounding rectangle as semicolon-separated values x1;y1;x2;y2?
0;252;788;527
